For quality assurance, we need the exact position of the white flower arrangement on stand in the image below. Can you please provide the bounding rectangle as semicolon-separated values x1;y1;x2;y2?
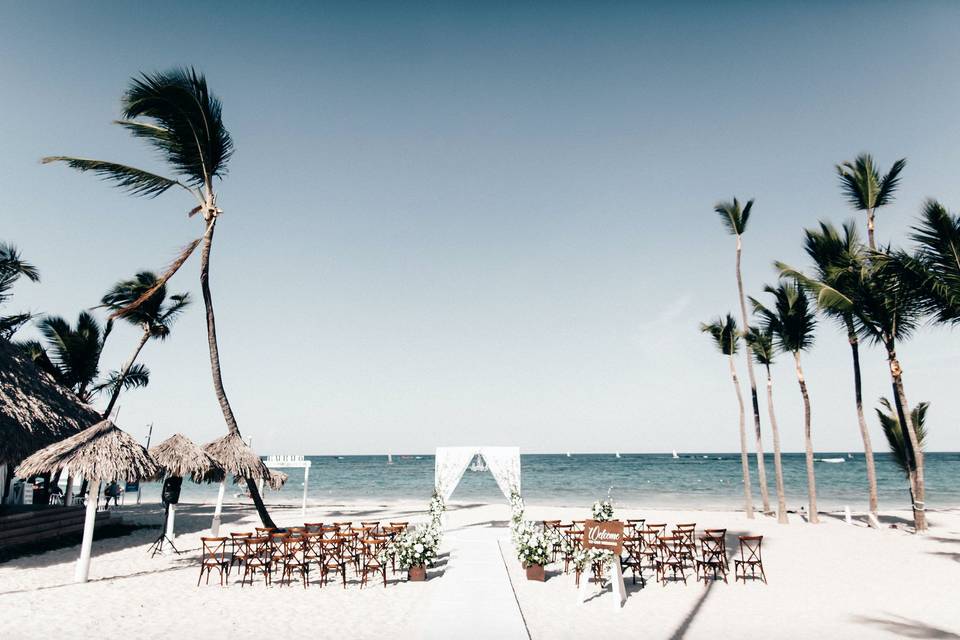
429;491;445;529
572;546;616;574
391;523;442;571
591;491;615;521
514;520;555;568
509;488;525;542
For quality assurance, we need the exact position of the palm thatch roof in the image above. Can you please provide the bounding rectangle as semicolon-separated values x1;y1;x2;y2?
267;469;288;490
149;433;225;483
203;432;270;481
0;338;100;467
15;419;159;482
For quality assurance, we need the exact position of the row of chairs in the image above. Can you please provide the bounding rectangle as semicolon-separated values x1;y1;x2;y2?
543;519;766;586
198;521;410;588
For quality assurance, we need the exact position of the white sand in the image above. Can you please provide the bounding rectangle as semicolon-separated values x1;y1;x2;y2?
2;500;959;639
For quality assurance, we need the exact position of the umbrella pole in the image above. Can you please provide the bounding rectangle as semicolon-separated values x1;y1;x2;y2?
64;474;74;506
166;503;177;538
211;480;226;536
75;480;100;582
302;466;309;516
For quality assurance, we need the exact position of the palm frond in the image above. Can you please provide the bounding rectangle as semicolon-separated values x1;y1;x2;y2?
713;197;753;236
0;242;40;283
876;158;907;208
91;363;151;396
41;157;186;198
876;396;928;479
110;238;201;320
0;312;33;340
699;313;739;356
744;326;775;366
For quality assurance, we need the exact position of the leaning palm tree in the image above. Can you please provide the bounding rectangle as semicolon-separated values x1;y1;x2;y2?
21;312;113;402
0;242;40;339
98;271;190;419
783;248;928;531
777;221;880;526
836;153;906;250
745;327;788;524
700;314;754;518
751;282;819;523
887;199;960;326
42;68;275;527
876;397;928;509
713;198;770;515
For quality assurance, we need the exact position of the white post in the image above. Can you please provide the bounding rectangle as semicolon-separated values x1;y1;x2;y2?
75;480;100;582
211;480;226;536
844;505;852;525
302;466;309;516
64;475;74;506
258;477;264;496
166;503;177;538
611;561;626;609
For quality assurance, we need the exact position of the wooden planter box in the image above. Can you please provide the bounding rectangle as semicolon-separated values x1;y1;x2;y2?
525;564;545;581
408;565;427;581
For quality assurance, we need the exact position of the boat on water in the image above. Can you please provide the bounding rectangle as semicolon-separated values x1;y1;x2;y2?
566;452;571;458
615;452;621;459
820;457;845;463
672;449;679;459
387;453;393;464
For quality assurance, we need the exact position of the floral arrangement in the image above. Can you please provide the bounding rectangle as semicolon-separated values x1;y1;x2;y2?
591;496;614;521
513;520;555;568
429;491;445;528
390;523;442;570
572;547;616;573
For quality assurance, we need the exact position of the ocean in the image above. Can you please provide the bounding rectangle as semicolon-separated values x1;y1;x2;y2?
136;452;960;511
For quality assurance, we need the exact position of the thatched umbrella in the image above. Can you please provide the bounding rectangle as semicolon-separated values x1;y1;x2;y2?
266;469;288;491
202;432;270;535
149;434;225;540
15;420;159;582
0;339;99;502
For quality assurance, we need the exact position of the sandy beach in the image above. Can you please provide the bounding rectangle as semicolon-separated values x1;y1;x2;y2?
2;500;958;640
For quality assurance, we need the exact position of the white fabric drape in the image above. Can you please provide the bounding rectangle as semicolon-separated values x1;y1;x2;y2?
434;446;521;503
481;447;521;499
434;447;477;503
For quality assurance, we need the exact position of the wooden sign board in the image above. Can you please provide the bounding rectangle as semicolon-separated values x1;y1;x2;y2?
582;519;624;554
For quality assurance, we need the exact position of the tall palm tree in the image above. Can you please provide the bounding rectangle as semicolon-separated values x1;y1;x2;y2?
783;248;928;531
0;242;40;339
98;271;190;419
700;314;754;518
42;68;275;527
714;197;769;516
745;327;788;524
876;397;928;508
777;221;880;525
750;282;819;523
836;153;907;250
887;199;960;325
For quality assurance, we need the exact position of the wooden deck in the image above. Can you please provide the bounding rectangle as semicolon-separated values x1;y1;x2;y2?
0;505;118;552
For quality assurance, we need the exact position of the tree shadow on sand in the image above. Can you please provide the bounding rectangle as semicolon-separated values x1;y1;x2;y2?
851;614;960;639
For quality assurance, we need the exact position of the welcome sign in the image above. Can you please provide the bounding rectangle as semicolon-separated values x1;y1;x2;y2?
582;519;624;554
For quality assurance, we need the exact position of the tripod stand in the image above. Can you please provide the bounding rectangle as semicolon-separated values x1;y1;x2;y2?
148;501;180;557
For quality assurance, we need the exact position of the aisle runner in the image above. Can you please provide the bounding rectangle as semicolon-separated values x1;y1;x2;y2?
411;525;528;639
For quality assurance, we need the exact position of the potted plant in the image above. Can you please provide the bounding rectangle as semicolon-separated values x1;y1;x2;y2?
392;523;441;581
591;497;614;522
514;521;553;581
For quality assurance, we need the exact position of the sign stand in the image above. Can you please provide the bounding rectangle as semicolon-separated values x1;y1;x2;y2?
576;519;627;609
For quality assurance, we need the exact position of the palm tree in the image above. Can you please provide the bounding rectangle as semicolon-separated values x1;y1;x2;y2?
21;312;115;402
98;271;190;419
836;153;906;250
887;199;960;325
700;314;754;518
745;327;788;523
876;397;928;508
750;282;819;523
43;68;275;527
777;221;880;525
0;242;40;339
783;248;928;531
714;198;770;516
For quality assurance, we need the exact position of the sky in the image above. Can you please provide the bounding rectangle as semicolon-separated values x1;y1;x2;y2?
1;2;958;454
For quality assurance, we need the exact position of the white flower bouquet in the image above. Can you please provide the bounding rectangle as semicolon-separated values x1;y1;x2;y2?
572;546;616;573
429;491;445;528
392;523;441;570
591;498;614;522
514;520;555;568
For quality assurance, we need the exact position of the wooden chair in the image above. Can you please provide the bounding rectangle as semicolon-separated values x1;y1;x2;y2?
655;537;688;586
704;528;728;566
360;538;388;588
303;531;325;580
734;536;766;584
361;520;381;532
228;531;252;575
696;535;728;583
198;537;229;586
279;536;308;588
672;527;697;569
554;523;575;571
389;521;409;531
320;538;347;587
647;523;667;537
621;535;646;586
255;526;276;537
638;528;660;577
333;521;353;531
320;524;339;539
337;531;361;575
269;532;291;577
627;518;646;532
304;522;324;533
240;536;272;587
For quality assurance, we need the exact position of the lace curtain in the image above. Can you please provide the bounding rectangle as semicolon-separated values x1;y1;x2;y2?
433;446;521;502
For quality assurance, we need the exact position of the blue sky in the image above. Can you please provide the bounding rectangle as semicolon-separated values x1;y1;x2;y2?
1;2;958;453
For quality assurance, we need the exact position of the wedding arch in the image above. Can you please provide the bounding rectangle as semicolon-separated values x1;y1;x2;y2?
434;446;521;503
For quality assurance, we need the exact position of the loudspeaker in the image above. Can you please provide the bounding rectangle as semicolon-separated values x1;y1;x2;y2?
161;476;183;505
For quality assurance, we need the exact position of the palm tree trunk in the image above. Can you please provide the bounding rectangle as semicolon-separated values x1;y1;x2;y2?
765;365;788;524
199;218;275;529
735;237;770;514
729;353;755;519
845;319;879;523
866;207;876;251
793;352;818;523
885;345;927;532
101;328;150;419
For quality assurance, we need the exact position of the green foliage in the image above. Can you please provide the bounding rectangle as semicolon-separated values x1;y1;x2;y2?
29;311;107;399
700;314;740;356
91;363;151;396
99;271;191;338
0;242;40;339
750;281;816;354
713;197;753;236
876;397;928;479
744;326;776;366
836;154;906;211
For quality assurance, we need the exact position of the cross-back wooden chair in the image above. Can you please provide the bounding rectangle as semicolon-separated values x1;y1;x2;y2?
198;537;229;586
240;536;272;587
696;534;728;583
320;537;347;588
655;536;688;586
638;528;660;574
304;522;324;533
647;523;667;537
279;535;308;588
268;532;291;576
734;536;766;584
672;527;697;568
303;531;325;580
621;535;647;586
360;537;388;588
704;528;728;564
228;531;252;575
